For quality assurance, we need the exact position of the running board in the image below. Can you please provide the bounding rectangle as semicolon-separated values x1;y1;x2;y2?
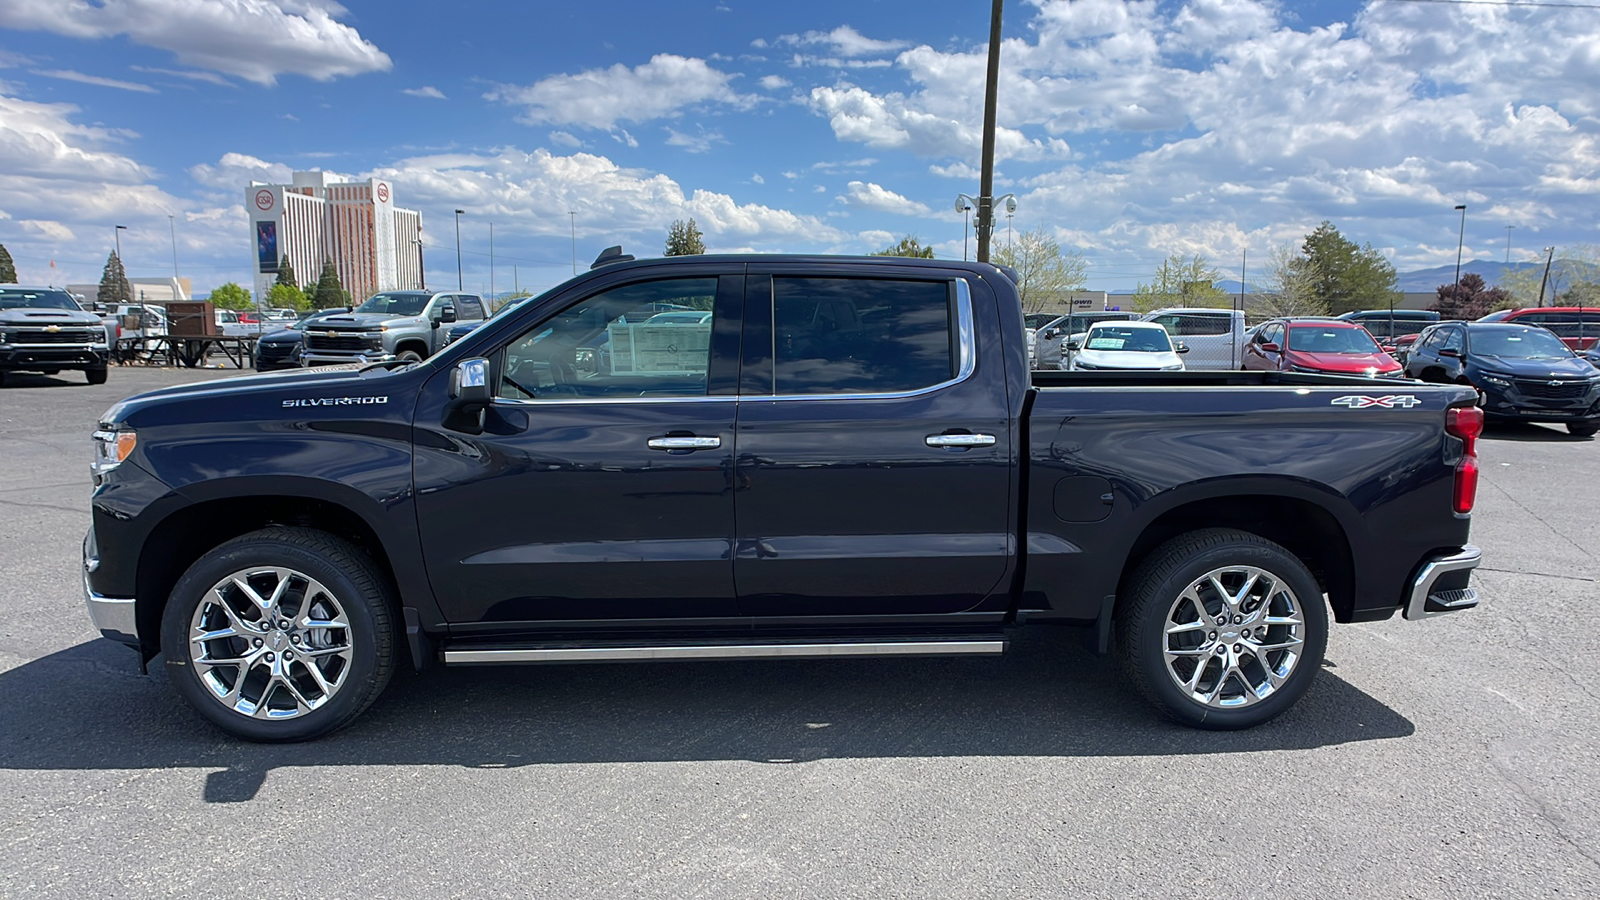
442;637;1007;665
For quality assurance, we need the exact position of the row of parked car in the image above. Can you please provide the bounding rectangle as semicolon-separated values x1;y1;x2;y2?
1026;304;1600;436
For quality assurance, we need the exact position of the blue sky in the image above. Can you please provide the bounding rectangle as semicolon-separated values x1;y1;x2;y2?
2;0;1597;296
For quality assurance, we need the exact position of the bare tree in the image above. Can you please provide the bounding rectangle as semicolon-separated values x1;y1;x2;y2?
1248;243;1329;318
1130;253;1228;312
992;227;1087;312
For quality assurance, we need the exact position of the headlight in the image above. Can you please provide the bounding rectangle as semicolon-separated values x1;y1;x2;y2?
1290;365;1321;374
90;427;137;477
1161;364;1184;371
1479;374;1512;388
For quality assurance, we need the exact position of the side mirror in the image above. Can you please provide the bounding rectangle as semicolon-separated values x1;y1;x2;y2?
436;306;458;325
1259;342;1280;353
1042;328;1060;340
1176;342;1191;354
450;357;491;405
1439;347;1462;358
1065;340;1081;351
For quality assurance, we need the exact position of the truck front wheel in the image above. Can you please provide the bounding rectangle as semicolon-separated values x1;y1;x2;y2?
1116;528;1327;730
160;527;397;742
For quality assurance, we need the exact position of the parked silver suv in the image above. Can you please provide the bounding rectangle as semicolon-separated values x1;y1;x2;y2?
301;290;485;366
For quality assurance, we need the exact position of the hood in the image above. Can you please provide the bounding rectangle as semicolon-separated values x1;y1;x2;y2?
311;312;403;330
100;363;408;426
256;328;303;344
1471;354;1598;379
0;308;104;326
1286;350;1401;374
1074;348;1183;370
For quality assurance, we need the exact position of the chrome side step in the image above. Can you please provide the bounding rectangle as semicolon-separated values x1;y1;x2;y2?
443;638;1007;665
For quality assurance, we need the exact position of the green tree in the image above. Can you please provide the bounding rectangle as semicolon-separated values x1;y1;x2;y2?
98;251;133;306
0;243;17;282
1131;253;1229;312
311;258;347;309
1431;273;1509;320
1499;244;1600;307
209;282;253;311
1248;242;1329;318
664;218;706;256
992;226;1088;312
871;235;936;258
274;256;298;290
1296;221;1399;314
267;282;309;312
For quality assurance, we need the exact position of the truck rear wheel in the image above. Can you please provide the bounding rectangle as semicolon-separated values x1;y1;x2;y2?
1116;528;1327;729
160;527;397;742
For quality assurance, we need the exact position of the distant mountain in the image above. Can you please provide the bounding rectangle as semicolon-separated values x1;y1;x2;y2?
1393;260;1540;293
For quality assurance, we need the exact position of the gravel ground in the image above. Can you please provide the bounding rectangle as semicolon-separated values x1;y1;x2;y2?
1;366;1596;898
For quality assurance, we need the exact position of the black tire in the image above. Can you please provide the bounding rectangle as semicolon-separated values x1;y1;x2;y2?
160;527;397;742
1115;528;1328;730
1568;421;1600;437
396;349;424;363
85;366;108;385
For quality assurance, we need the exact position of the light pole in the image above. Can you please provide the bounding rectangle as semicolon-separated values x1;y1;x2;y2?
167;215;179;279
114;224;128;261
956;194;976;261
1504;224;1514;265
453;209;464;290
1537;246;1555;307
1452;204;1467;311
995;193;1017;250
570;211;577;275
413;237;426;289
488;221;495;301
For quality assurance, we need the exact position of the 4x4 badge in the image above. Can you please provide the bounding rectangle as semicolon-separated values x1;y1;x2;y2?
1330;395;1422;409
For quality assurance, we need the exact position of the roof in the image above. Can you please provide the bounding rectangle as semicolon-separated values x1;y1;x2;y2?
1088;319;1168;329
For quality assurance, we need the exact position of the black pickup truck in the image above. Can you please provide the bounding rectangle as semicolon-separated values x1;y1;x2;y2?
83;254;1484;741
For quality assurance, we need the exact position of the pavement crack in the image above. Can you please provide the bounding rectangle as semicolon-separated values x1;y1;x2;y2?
1477;566;1596;583
1487;744;1600;875
1480;475;1593;559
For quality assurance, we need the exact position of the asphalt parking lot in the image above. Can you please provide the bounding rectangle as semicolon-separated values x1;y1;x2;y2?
2;367;1597;898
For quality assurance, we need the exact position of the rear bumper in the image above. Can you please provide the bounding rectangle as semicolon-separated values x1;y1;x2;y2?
1403;544;1481;620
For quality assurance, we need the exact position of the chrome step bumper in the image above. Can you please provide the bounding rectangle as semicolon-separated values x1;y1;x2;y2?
1404;544;1482;620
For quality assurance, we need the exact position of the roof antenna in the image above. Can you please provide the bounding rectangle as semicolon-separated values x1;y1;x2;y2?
591;246;634;269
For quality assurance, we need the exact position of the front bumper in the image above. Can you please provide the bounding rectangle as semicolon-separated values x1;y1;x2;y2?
1478;382;1600;423
1403;544;1481;620
302;350;395;367
0;344;110;371
83;529;138;646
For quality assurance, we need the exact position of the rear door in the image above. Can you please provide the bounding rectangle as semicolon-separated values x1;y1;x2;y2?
731;267;1015;617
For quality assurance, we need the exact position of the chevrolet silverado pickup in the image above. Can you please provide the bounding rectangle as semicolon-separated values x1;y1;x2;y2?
82;254;1484;742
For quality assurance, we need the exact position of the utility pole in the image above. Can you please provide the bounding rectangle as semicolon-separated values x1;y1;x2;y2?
489;221;495;301
168;215;179;278
1537;246;1555;307
1452;204;1467;312
569;211;577;275
974;0;1004;263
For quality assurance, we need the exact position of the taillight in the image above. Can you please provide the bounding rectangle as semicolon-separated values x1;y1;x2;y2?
1446;406;1483;514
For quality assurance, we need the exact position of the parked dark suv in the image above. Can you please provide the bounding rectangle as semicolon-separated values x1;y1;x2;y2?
1405;321;1600;436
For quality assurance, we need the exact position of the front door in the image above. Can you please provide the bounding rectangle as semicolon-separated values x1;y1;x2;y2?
413;272;745;626
731;269;1015;618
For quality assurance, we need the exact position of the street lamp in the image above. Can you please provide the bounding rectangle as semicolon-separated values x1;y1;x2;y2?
1504;224;1514;265
114;224;128;260
453;209;465;290
994;193;1017;248
570;211;577;275
1452;204;1467;311
167;215;180;279
413;236;426;290
955;194;975;261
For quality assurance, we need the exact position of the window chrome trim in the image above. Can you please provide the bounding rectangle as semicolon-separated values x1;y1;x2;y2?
748;276;976;403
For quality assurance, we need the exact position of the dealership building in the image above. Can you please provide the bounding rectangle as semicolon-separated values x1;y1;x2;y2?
246;171;423;304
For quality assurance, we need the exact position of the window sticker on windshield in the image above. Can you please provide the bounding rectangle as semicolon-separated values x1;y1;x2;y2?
1086;337;1125;350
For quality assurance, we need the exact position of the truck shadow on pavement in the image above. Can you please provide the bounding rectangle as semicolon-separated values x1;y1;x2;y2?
1;628;1413;803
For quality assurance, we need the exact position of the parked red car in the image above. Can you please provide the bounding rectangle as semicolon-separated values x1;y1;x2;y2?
1476;307;1600;351
1242;317;1405;377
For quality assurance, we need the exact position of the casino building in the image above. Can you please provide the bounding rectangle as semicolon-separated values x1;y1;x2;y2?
245;171;423;305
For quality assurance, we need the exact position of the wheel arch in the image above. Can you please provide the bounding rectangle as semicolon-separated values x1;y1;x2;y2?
1116;483;1359;624
394;338;429;358
134;484;429;669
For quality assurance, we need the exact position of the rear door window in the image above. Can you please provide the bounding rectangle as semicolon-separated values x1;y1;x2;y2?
1150;313;1231;336
763;278;954;395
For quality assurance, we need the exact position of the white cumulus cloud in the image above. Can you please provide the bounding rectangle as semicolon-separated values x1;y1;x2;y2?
839;181;931;216
487;54;748;130
402;85;447;100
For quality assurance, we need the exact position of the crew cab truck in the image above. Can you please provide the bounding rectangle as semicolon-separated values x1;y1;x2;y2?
83;255;1484;742
300;289;485;366
1;285;111;385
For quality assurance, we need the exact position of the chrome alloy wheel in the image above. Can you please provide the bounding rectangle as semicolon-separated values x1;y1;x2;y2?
188;567;353;719
1161;565;1307;709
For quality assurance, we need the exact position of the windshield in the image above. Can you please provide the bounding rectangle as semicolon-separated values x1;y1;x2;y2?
354;292;429;317
1472;327;1573;359
0;289;80;311
1288;326;1380;354
1085;326;1173;353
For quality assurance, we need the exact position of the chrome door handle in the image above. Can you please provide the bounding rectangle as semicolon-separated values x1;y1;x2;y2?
925;433;997;448
647;436;722;450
